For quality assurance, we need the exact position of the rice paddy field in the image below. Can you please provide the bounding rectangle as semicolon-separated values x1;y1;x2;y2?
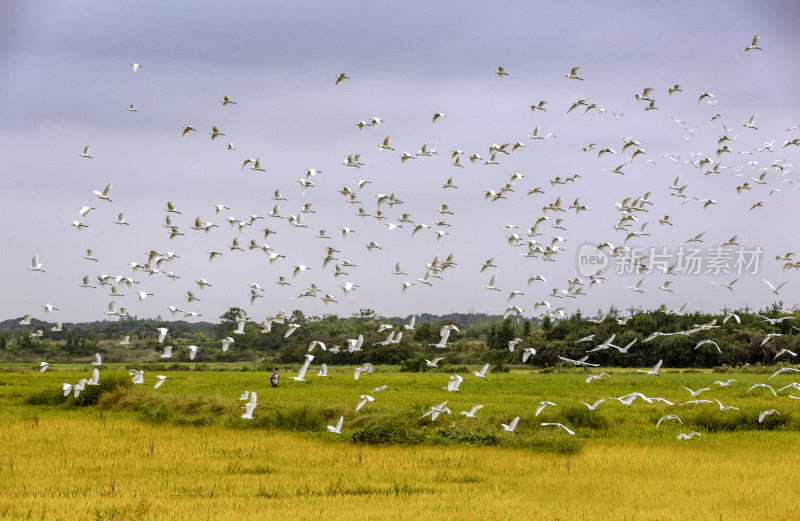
2;364;800;520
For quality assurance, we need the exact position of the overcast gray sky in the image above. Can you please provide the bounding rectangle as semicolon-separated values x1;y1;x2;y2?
2;1;799;323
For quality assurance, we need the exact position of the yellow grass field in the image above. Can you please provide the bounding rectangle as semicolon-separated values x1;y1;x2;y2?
2;414;800;521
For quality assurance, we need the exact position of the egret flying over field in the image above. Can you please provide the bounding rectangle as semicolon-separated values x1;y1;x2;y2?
353;363;374;380
290;355;314;383
656;415;683;428
460;404;483;418
501;416;520;432
558;355;599;367
636;359;663;376
541;423;575;435
419;401;451;421
681;386;710;396
713;398;739;412
327;416;344;434
586;373;609;383
473;363;490;378
581;399;604;410
536;401;556;416
748;383;777;397
770;367;800;379
356;394;375;411
445;375;463;392
128;370;144;385
758;409;779;423
521;347;537;362
429;329;451;349
241;392;257;419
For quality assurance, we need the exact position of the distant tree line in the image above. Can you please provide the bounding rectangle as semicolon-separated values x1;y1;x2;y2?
1;303;798;369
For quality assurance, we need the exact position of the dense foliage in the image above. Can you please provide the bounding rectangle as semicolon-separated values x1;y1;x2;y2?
2;303;798;369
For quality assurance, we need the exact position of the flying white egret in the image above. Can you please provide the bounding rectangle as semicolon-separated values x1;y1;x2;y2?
353;363;374;380
558;355;599;367
521;347;537;362
636;359;663;375
445;375;463;392
770;367;800;379
290;354;314;383
429;329;450;349
501;416;520;432
681;386;710;397
419;401;451;421
581;399;604;410
536;401;556;416
758;409;779;423
241;392;257;419
541;423;575;435
129;370;144;385
327;416;344;434
346;334;364;353
656;415;683;428
748;383;777;397
356;395;374;411
285;323;300;338
28;255;45;272
93;182;113;202
460;405;483;418
586;372;609;383
713;398;739;412
473;363;490;378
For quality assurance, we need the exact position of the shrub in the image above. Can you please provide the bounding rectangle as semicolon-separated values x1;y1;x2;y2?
139;403;171;423
25;371;131;407
351;418;425;445
428;425;499;446
558;405;610;430
400;358;423;372
690;409;790;431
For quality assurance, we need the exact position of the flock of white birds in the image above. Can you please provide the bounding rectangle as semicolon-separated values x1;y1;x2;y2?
19;32;800;439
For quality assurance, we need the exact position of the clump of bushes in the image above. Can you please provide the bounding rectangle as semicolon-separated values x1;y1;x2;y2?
351;418;425;445
689;409;790;431
557;405;610;430
428;425;499;446
25;371;131;407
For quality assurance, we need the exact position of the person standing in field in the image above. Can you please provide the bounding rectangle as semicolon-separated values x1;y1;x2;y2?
270;368;280;387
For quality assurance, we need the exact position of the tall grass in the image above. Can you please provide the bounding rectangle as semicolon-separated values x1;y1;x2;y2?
1;415;800;521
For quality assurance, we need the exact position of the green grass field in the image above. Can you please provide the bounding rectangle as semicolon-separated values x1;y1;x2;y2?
2;364;800;520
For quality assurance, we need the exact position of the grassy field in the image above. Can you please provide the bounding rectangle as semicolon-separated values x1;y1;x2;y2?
2;363;800;520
